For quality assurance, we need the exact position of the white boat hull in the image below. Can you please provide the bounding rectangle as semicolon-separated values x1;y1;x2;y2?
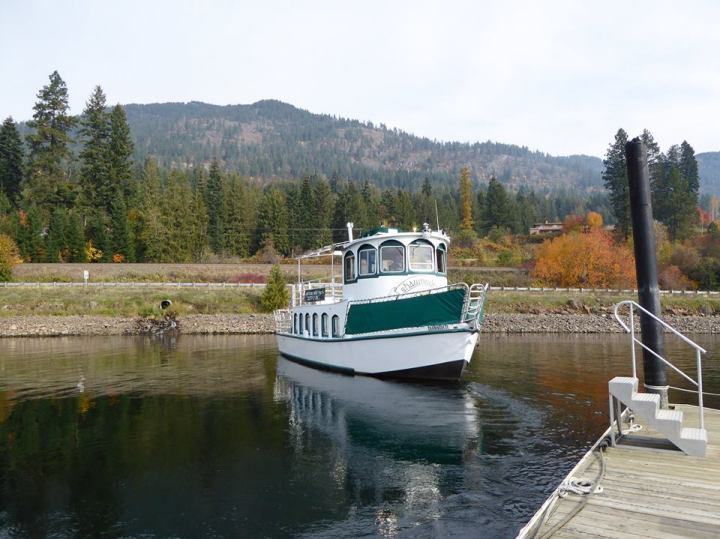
276;329;479;380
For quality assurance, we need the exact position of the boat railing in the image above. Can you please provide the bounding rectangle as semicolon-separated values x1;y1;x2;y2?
613;300;707;430
462;283;489;329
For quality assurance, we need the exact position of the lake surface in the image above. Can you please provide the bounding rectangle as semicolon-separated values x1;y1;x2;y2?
0;333;718;538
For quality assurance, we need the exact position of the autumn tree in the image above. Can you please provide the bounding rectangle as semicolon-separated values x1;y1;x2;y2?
533;228;636;288
261;264;290;312
0;234;21;281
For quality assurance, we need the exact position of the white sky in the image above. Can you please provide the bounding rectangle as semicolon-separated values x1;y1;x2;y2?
1;0;718;157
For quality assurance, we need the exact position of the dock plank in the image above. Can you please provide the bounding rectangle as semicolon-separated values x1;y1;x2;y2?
517;405;720;538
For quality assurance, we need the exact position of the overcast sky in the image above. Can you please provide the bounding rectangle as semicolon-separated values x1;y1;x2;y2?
1;0;718;157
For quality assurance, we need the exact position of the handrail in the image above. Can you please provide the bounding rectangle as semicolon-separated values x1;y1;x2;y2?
613;300;706;430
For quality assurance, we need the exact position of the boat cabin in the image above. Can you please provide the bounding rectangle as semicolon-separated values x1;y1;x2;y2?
341;226;449;301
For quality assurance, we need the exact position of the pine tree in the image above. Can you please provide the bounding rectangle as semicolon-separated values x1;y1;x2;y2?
66;211;86;262
45;208;67;262
654;142;699;240
205;159;223;253
313;178;334;247
0;117;24;204
110;195;131;260
459;167;474;231
297;177;314;249
221;174;250;257
482;177;512;232
108;104;134;199
256;187;290;255
260;264;289;312
602;128;630;239
24;71;76;210
79;85;112;214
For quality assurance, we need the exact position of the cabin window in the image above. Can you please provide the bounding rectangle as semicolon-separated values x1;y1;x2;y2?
436;244;447;273
380;242;405;273
312;313;318;336
322;313;329;337
293;313;298;334
358;246;377;276
305;313;310;335
344;252;356;282
409;241;434;272
332;315;340;337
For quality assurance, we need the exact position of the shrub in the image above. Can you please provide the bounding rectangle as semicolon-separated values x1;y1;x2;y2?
659;265;697;290
261;264;290;312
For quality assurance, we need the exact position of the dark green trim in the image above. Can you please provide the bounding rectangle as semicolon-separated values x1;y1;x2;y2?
278;326;473;343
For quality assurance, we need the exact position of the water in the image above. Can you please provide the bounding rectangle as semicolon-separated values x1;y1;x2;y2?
0;334;718;538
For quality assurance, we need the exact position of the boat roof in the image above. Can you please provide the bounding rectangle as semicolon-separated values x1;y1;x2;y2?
294;227;450;260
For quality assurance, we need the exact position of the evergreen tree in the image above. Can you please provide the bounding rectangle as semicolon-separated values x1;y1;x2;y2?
297;177;315;249
0;117;24;204
313;178;335;247
655;143;699;240
45;208;67;262
110;195;132;260
66;211;86;262
108;104;135;199
482;177;512;232
516;186;540;234
205;159;223;252
221;174;250;257
256;187;290;255
79;85;112;214
260;264;289;312
23;71;76;210
459;167;474;231
602;128;630;238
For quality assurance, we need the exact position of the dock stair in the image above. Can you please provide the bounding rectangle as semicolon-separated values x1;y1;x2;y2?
610;300;708;457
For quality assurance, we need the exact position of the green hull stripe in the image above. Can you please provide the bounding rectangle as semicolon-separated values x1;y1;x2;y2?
278;326;473;343
344;288;465;335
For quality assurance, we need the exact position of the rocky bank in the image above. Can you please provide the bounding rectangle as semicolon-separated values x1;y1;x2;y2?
0;312;717;337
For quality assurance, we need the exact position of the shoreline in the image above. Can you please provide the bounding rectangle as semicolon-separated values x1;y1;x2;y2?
0;312;717;337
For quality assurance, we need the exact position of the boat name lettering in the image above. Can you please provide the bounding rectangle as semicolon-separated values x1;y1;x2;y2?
390;277;435;295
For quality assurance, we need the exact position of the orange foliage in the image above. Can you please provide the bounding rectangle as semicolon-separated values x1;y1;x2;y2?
562;214;584;232
659;265;697;290
532;229;636;288
586;211;603;229
112;253;125;263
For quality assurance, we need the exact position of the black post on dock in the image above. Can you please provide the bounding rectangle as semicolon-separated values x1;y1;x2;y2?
625;138;668;408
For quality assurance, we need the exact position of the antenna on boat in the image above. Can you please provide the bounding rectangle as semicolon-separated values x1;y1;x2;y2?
434;200;440;232
346;222;354;241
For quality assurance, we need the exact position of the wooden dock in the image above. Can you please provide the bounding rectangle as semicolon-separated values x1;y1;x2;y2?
518;404;720;538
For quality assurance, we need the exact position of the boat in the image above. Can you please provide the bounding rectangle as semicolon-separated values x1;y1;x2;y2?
274;222;488;380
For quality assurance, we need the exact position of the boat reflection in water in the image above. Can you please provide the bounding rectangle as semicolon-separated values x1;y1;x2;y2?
273;358;482;535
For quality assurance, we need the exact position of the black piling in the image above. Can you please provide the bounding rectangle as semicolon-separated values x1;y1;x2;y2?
625;138;668;407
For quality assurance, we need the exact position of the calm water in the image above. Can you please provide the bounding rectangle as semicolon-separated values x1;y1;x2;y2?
0;333;718;538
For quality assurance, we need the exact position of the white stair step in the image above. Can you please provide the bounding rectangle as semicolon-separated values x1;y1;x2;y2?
655;409;683;422
677;428;708;457
608;377;638;401
632;393;660;403
680;427;708;442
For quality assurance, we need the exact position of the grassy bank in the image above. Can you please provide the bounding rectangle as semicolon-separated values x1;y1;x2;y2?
0;286;263;318
1;286;719;318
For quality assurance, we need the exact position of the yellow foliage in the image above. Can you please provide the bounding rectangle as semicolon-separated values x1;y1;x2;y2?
0;234;21;281
85;241;103;262
532;229;636;288
586;211;603;229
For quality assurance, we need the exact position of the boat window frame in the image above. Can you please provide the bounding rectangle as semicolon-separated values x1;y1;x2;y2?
321;313;329;337
408;239;435;273
293;313;298;334
343;251;357;283
436;243;447;274
357;244;377;278
305;313;310;335
379;240;406;274
331;315;340;337
312;313;318;336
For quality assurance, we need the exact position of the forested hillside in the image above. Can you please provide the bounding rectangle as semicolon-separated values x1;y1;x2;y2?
122;100;604;191
697;152;720;195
